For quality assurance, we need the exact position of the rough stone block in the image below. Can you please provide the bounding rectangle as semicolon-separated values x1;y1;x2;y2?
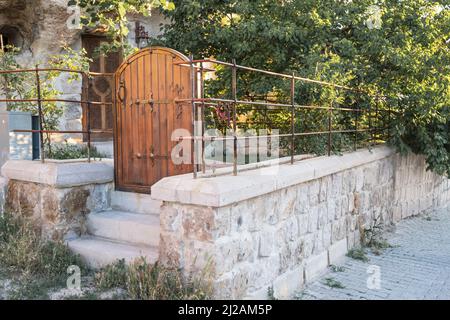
273;266;304;299
243;286;268;300
297;213;309;236
307;207;319;233
304;250;329;283
328;238;348;265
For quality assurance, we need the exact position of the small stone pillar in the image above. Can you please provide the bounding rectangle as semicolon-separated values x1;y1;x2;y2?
1;159;114;240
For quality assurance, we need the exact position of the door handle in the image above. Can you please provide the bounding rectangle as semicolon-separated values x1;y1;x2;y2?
150;146;155;167
118;80;126;104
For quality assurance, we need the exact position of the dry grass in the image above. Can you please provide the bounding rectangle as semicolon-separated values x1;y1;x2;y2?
0;213;84;278
95;257;213;300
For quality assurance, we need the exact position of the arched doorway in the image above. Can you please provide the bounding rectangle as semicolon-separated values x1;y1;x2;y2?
114;47;194;193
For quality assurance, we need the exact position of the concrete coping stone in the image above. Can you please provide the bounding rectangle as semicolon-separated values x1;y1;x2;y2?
1;159;114;188
151;146;395;207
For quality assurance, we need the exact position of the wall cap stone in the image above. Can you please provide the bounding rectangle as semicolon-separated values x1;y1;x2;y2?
1;159;114;188
151;146;395;207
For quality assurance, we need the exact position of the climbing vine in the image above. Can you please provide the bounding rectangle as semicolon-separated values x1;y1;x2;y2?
160;0;450;175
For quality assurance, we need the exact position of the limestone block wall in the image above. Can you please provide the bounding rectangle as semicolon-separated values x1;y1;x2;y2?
152;146;450;299
1;159;114;240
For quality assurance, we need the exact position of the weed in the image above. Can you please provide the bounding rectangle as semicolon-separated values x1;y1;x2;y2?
93;257;213;300
7;276;60;300
346;248;369;262
362;215;392;254
329;265;346;272
0;213;86;278
267;286;277;300
0;213;213;300
323;277;345;289
0;213;88;299
95;259;127;290
127;258;212;300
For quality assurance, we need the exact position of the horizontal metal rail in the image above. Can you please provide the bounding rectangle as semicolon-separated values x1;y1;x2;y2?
0;98;113;105
182;55;393;178
174;58;377;94
174;127;384;142
0;67;114;77
13;129;113;134
1;67;114;163
177;98;367;112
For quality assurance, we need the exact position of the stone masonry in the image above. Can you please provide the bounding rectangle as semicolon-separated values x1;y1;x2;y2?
152;146;450;299
1;159;114;241
300;207;450;300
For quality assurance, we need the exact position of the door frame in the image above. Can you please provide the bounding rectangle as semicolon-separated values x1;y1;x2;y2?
113;46;193;194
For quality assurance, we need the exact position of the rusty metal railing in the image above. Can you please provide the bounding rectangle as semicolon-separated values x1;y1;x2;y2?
0;67;114;163
175;57;395;178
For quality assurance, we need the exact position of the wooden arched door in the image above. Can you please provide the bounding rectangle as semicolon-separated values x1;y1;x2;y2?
114;47;194;193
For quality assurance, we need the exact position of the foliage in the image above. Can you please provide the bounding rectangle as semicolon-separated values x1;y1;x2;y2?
0;212;86;279
94;258;213;300
346;248;369;262
69;0;175;57
323;277;346;289
0;44;92;157
363;215;392;255
47;141;108;160
0;46;30;101
330;265;346;273
267;286;277;300
95;259;128;290
160;0;450;175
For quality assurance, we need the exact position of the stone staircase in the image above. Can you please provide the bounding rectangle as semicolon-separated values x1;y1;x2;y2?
68;191;161;268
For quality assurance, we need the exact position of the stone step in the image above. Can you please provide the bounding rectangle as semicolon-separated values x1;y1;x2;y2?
87;210;160;247
67;236;158;269
111;190;162;215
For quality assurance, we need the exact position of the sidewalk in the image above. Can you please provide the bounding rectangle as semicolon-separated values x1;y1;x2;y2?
298;208;450;300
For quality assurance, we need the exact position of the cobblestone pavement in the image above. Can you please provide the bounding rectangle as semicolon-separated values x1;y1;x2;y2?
298;208;450;300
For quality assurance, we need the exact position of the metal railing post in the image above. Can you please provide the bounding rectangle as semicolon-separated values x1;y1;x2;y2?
35;66;45;163
375;95;379;144
354;97;359;151
83;73;91;163
232;59;238;176
327;100;333;157
290;73;295;164
200;62;206;174
190;55;198;179
369;97;374;147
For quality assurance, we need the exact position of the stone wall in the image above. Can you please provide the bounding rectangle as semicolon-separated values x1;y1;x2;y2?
151;146;450;299
1;159;114;240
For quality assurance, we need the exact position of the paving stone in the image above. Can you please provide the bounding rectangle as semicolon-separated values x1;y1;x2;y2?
298;208;450;299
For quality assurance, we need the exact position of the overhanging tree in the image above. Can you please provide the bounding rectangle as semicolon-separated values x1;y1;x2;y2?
159;0;450;175
69;0;175;57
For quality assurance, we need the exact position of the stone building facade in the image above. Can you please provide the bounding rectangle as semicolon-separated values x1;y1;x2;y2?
0;0;166;162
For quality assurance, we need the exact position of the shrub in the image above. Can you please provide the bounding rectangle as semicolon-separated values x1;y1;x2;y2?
46;142;108;160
